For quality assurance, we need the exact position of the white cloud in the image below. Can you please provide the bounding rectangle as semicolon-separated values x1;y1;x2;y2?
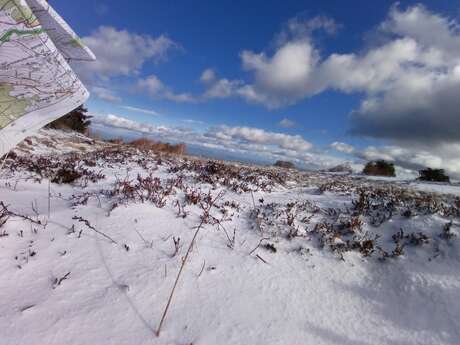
380;4;460;63
285;15;340;38
137;75;164;95
279;118;296;128
120;106;160;116
240;40;319;108
208;126;313;151
345;5;460;145
163;90;196;103
331;142;354;154
207;5;460;126
200;68;217;83
74;26;182;105
196;5;460;176
76;26;177;82
92;87;121;103
200;16;336;107
138;74;196;103
204;78;243;99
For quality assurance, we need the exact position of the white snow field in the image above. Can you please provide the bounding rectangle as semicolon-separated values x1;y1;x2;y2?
1;130;459;345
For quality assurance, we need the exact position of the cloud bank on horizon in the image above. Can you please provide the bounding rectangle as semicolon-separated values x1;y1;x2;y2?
75;3;460;178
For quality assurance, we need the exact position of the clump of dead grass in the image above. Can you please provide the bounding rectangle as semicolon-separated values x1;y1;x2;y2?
129;138;186;155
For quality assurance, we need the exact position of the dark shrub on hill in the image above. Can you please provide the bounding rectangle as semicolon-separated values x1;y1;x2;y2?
362;160;395;177
46;105;92;134
418;168;450;183
274;160;295;169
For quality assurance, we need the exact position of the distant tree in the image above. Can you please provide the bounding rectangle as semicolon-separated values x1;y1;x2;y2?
418;168;450;183
45;105;92;134
362;160;395;177
274;160;295;169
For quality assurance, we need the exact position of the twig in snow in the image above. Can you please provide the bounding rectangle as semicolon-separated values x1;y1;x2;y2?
47;180;51;219
256;254;269;264
31;200;39;217
0;151;10;171
155;191;224;337
134;228;153;248
249;237;270;255
0;201;43;226
250;190;256;208
72;216;118;244
171;237;181;257
52;272;71;288
197;260;206;278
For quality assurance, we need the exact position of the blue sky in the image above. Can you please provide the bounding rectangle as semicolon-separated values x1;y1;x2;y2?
53;0;460;176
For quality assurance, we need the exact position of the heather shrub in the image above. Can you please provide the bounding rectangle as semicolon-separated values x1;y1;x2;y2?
274;160;295;169
418;168;450;183
362;160;395;177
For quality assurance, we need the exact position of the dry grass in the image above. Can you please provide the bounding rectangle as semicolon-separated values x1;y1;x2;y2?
129;138;186;155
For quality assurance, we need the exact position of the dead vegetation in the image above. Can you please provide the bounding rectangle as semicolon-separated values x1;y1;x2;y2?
250;181;459;261
169;159;287;193
129;138;186;155
2;134;459;265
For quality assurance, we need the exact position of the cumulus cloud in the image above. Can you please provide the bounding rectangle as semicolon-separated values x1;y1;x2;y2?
75;26;177;82
206;126;313;152
239;40;319;108
331;142;355;154
73;26;186;104
345;5;460;144
200;16;335;107
92;87;121;103
204;78;243;99
138;75;196;103
200;68;217;83
209;5;460;138
197;5;460;176
278;118;296;128
269;6;460;145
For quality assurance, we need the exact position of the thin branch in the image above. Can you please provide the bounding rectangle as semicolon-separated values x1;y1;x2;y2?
256;254;268;264
197;259;206;278
0;201;43;225
249;237;270;255
156;216;206;336
72;216;118;244
155;190;224;336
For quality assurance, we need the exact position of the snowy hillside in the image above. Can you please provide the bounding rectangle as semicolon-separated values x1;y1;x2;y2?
1;130;460;345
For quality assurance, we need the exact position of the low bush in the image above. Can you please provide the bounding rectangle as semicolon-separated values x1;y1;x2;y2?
418;168;450;183
274;160;295;169
362;160;395;177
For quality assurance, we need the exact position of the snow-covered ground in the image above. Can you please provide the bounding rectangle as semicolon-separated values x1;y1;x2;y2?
1;130;460;345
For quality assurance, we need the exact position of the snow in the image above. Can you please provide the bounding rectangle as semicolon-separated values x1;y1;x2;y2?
1;129;459;345
410;181;460;197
